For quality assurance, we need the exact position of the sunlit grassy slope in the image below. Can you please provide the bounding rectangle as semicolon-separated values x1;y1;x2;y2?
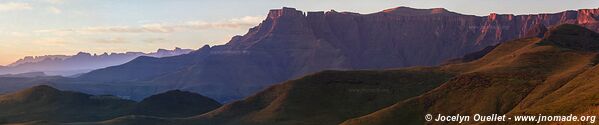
341;24;599;125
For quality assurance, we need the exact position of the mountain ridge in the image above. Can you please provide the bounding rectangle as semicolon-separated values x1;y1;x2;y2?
70;7;599;103
341;24;599;125
83;24;599;125
0;47;193;76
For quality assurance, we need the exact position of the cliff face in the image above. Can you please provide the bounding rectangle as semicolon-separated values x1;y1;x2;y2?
78;7;599;102
341;24;599;125
228;7;599;68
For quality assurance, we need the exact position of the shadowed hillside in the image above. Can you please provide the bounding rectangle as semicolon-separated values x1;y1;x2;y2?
133;90;222;118
0;85;136;124
75;68;455;125
341;24;599;125
0;86;221;125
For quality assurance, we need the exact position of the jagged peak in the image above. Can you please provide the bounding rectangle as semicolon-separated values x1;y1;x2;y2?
431;8;449;13
200;45;210;50
540;24;599;51
486;12;516;21
192;45;211;54
578;8;599;14
267;7;304;19
382;6;458;16
74;52;92;57
382;6;414;12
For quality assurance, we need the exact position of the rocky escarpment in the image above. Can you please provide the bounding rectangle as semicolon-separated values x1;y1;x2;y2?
227;7;599;68
340;24;599;125
77;7;599;102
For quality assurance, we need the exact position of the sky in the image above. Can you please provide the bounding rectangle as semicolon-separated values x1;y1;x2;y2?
0;0;598;65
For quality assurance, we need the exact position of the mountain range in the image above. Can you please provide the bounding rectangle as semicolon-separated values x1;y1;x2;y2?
342;24;599;125
0;47;193;76
0;6;597;125
74;7;599;102
45;24;598;125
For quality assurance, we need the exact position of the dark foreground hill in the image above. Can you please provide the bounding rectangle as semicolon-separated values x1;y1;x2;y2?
0;85;135;124
133;90;222;118
0;86;220;125
76;7;599;103
73;24;599;125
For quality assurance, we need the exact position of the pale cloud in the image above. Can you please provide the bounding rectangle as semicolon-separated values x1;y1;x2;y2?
141;24;176;33
231;16;264;24
185;16;265;29
46;0;66;4
94;37;127;44
0;2;32;12
36;26;141;35
144;38;168;43
32;38;69;46
9;32;28;37
36;16;265;34
48;6;61;14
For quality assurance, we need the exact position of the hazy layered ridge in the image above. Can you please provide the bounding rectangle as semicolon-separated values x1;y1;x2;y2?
0;48;193;76
77;7;599;102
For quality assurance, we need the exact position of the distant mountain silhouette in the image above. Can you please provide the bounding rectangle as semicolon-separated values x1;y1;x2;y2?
0;72;47;78
0;85;220;124
0;47;193;76
77;7;599;102
7;55;70;67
